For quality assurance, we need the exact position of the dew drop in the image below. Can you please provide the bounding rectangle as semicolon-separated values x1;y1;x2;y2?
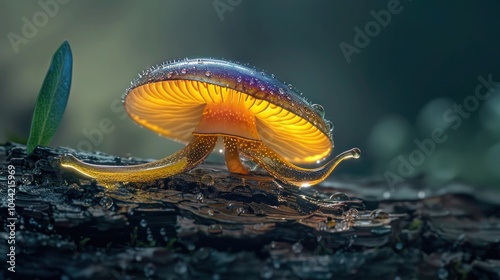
287;84;293;90
312;104;325;118
47;224;53;231
292;242;303;253
318;221;327;231
207;209;214;216
370;209;390;224
197;59;203;64
195;247;210;260
22;174;33;185
208;224;223;234
167;71;174;78
344;208;359;220
260;265;274;279
181;68;187;74
174;261;188;275
205;71;212;77
383;191;391;199
99;196;113;210
201;174;214;186
144;263;156;277
340;220;352;231
236;76;242;83
196;193;204;202
236;207;245;215
271;74;275;78
259;84;266;91
326;120;334;131
278;87;285;94
160;227;166;235
437;268;448;279
140;219;147;228
260;266;274;279
329;192;350;202
260;71;265;76
147;233;154;242
418;191;426;199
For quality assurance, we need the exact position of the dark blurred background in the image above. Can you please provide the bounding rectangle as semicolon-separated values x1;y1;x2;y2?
1;1;499;189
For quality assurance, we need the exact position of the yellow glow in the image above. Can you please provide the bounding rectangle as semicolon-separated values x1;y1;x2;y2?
125;80;332;164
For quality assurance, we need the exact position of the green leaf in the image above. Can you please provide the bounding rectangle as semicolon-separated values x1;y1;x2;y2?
27;41;72;154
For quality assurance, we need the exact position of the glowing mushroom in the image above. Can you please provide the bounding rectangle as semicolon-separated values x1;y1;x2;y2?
60;58;360;187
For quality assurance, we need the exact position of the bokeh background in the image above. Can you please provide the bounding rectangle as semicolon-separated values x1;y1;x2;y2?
1;1;499;189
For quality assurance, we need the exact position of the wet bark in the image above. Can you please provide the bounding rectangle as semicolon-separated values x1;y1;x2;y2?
1;142;499;279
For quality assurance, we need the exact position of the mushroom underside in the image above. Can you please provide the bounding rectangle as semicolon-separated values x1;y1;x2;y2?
125;80;333;164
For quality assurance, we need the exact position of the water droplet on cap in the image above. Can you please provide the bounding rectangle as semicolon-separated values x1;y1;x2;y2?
205;71;212;77
312;104;325;117
326;120;334;131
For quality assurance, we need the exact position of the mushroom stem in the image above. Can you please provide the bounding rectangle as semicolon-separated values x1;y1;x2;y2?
223;137;249;175
238;139;360;187
59;135;217;184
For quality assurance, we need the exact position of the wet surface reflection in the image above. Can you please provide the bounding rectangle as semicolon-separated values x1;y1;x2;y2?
1;143;499;279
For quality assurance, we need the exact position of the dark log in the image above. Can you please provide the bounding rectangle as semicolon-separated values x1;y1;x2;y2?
1;142;499;279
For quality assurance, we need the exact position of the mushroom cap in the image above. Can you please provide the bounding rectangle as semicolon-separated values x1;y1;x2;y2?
123;58;334;164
